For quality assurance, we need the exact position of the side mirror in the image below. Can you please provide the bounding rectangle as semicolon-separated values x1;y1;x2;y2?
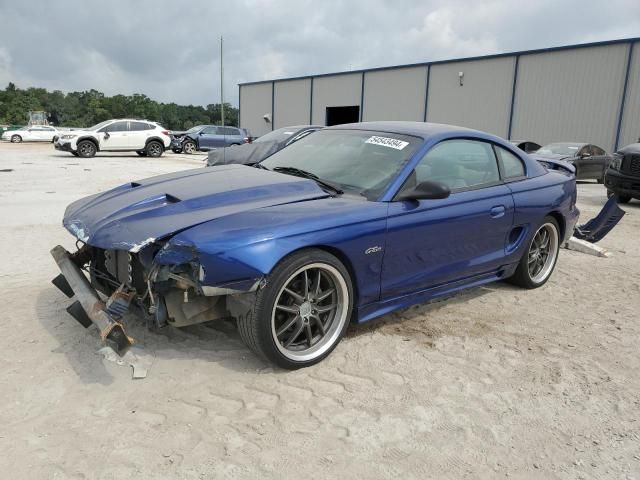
199;131;206;136
580;152;591;158
396;181;451;201
103;132;110;139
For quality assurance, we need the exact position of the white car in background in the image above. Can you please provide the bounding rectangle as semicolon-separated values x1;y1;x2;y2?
54;119;172;158
1;125;60;143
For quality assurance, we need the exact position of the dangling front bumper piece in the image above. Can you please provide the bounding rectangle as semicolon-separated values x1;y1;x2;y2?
50;245;134;356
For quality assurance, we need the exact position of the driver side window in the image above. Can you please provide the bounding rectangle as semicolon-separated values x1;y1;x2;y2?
414;139;500;191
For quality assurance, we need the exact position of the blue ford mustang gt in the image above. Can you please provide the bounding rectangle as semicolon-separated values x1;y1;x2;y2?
51;122;579;369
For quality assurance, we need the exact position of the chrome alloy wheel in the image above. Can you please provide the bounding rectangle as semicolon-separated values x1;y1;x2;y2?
271;263;349;362
528;222;559;283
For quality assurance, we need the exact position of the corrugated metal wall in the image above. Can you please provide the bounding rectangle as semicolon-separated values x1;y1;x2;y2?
274;78;312;129
512;44;628;152
427;57;515;137
311;73;362;125
240;39;640;150
619;44;640;147
362;66;427;121
239;82;272;137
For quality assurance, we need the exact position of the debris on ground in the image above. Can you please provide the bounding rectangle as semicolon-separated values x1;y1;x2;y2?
97;345;155;379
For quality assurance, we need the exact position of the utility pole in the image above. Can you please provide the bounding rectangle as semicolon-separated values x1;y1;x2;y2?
220;36;225;126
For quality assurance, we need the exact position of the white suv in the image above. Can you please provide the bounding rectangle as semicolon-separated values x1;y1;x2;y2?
54;119;172;158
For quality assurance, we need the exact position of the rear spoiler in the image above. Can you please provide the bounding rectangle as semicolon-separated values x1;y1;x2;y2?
533;157;576;175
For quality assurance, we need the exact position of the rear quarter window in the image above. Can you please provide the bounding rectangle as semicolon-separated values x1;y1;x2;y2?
495;146;526;179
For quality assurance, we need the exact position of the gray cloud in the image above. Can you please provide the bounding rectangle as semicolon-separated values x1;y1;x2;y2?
0;0;638;107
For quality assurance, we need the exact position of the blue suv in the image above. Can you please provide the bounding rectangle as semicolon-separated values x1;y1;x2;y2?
171;125;247;154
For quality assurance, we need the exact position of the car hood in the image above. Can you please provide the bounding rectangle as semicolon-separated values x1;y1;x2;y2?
63;164;330;251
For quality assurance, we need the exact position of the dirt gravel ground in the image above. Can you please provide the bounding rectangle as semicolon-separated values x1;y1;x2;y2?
0;142;639;480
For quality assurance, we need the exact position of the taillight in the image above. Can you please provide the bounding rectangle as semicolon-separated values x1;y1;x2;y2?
161;130;170;136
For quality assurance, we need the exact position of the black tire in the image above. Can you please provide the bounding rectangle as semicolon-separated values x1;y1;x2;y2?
145;141;163;157
182;140;196;154
597;176;604;184
616;194;632;204
71;152;79;157
508;216;560;289
237;249;353;369
136;150;147;157
77;140;97;158
10;134;22;143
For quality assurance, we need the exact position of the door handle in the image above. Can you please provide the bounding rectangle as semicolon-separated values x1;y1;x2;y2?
490;205;506;218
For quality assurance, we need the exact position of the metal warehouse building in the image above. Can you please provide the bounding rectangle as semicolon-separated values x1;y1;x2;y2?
239;37;639;152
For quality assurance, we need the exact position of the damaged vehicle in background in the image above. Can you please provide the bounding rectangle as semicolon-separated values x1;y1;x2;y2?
531;142;612;183
207;125;321;166
50;121;579;369
170;125;246;154
605;142;640;204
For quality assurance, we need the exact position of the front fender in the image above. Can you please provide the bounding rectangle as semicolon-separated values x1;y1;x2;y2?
156;199;389;306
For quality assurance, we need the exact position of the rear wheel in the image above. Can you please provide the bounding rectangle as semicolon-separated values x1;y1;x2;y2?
183;141;196;154
237;249;353;369
508;216;560;289
77;140;97;158
146;140;163;157
10;134;22;143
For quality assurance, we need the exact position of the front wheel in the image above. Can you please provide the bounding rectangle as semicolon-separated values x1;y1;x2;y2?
11;135;22;143
237;249;353;369
77;140;97;158
182;141;196;154
508;217;560;289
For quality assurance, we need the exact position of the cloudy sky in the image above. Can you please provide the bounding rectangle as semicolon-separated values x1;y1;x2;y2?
0;0;638;107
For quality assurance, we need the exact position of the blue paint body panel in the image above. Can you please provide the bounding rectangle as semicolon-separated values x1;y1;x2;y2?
62;122;579;324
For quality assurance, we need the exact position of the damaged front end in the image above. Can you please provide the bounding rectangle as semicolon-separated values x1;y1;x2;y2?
50;239;262;356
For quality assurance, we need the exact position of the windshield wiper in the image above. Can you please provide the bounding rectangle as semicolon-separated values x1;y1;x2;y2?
272;166;343;195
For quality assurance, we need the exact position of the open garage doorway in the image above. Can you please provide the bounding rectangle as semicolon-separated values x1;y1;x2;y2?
326;106;360;126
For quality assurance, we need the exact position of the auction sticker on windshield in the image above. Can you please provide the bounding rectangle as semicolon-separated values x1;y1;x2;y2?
365;136;409;150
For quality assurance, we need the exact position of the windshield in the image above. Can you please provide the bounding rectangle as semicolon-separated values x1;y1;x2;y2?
537;143;581;156
186;125;205;133
254;127;300;143
88;120;112;131
261;129;422;199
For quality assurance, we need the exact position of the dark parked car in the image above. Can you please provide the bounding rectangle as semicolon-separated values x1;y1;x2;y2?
531;142;612;182
207;125;322;166
510;140;541;153
51;121;578;369
171;125;247;154
605;142;640;204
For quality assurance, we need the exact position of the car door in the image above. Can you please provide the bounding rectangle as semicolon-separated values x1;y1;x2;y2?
128;121;150;149
98;121;129;150
576;145;597;179
41;126;56;141
589;145;609;180
381;139;515;299
198;126;219;149
26;127;42;140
